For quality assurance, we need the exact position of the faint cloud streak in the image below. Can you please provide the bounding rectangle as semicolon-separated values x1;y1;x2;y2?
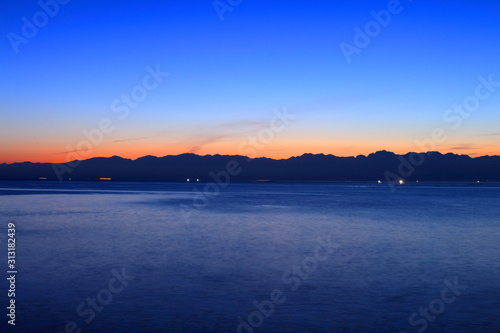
112;137;147;143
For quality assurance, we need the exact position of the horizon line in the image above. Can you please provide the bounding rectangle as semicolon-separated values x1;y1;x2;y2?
2;149;500;165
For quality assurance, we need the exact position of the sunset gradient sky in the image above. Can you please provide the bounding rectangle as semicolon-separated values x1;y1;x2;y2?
1;0;500;163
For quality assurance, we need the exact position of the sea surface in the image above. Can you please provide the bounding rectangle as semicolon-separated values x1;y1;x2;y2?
0;180;499;332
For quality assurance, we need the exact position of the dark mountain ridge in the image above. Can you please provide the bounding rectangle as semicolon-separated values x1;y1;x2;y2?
1;151;499;182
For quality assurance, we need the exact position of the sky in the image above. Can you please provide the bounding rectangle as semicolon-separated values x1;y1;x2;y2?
1;0;500;163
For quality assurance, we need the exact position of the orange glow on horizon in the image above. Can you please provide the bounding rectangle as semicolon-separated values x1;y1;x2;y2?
1;140;499;164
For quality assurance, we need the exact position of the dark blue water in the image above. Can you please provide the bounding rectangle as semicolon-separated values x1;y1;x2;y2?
0;181;499;332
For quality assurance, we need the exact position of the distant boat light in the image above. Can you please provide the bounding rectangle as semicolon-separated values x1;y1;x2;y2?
399;180;405;185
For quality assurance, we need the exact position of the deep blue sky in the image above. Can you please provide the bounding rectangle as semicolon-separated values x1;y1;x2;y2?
1;0;500;162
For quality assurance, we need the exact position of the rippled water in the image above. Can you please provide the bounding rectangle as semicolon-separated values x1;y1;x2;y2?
0;181;499;332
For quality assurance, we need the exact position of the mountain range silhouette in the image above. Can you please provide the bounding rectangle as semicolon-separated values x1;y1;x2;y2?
1;150;499;182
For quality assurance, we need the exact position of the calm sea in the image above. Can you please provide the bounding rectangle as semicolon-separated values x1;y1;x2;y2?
0;181;499;332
